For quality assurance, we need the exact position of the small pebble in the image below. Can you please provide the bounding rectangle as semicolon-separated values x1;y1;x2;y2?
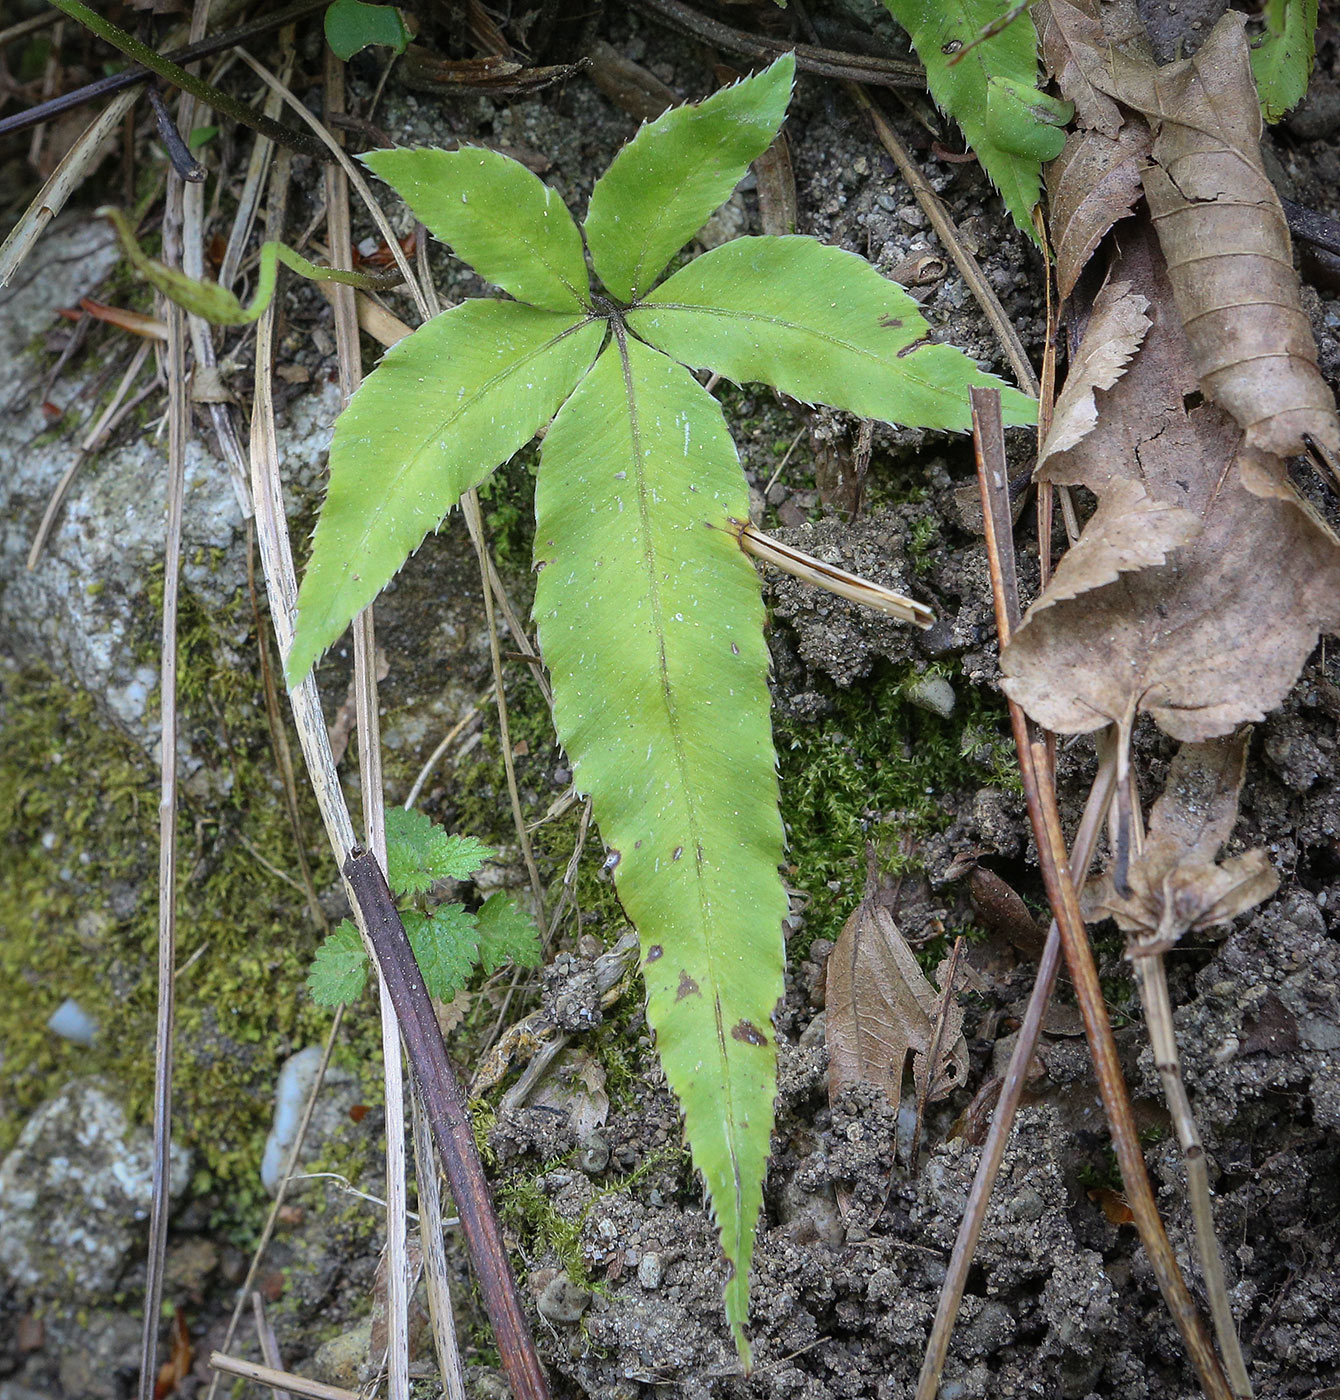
46;998;97;1045
537;1273;591;1324
906;674;956;719
576;1132;610;1174
637;1252;664;1289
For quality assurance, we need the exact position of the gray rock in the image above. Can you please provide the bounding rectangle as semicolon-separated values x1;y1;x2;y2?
537;1272;591;1323
0;1079;191;1299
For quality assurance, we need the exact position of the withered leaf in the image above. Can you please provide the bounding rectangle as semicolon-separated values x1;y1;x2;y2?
825;864;968;1131
1046;125;1151;301
1085;733;1278;946
1101;12;1340;459
1003;223;1340;743
1038;277;1150;468
1036;0;1123;137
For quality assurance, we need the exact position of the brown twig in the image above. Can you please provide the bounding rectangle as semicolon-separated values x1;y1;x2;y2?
0;0;329;144
343;850;552;1400
628;0;923;89
963;387;1233;1400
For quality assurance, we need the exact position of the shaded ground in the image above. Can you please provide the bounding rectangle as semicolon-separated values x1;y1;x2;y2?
1;3;1339;1398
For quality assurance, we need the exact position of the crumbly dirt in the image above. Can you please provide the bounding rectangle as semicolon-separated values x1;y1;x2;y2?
2;5;1340;1400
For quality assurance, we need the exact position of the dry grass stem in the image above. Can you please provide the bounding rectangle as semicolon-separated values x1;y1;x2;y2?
209;1353;359;1400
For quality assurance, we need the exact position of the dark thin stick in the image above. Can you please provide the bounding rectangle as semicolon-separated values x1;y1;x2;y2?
628;0;924;88
961;389;1234;1400
147;87;206;183
3;0;329;155
1282;198;1340;259
343;850;551;1400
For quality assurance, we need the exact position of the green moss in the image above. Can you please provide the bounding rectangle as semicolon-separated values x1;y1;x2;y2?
776;661;1018;948
0;580;383;1240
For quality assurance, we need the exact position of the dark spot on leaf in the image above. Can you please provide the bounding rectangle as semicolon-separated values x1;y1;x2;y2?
897;336;932;358
672;845;684;861
731;1019;767;1046
603;848;621;872
646;944;663;963
731;642;740;655
878;315;904;329
634;839;642;849
676;970;701;1000
942;37;962;53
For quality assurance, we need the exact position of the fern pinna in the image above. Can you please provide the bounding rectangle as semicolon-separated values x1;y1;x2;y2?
286;53;1034;1362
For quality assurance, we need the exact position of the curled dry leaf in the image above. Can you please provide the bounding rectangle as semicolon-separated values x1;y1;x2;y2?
1037;276;1150;467
1085;733;1279;949
1101;11;1340;459
1046;126;1151;302
825;859;968;1190
1002;222;1340;744
1035;0;1123;137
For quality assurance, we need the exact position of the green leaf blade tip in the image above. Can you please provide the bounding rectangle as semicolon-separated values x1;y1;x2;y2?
324;0;410;60
362;146;591;311
287;301;604;686
630;236;1036;431
584;53;795;304
385;807;494;895
1251;0;1317;122
535;337;787;1364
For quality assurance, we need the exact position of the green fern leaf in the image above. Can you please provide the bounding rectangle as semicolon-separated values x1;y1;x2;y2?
474;893;542;973
879;0;1066;238
584;54;794;303
534;334;786;1363
362;147;591;311
385;807;494;895
308;920;369;1006
403;905;480;1000
628;236;1036;430
287;302;603;683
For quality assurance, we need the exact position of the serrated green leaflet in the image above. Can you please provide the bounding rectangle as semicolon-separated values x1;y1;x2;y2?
534;335;786;1363
404;905;480;999
308;921;369;1006
362;147;591;311
629;236;1036;431
286;302;604;682
1251;0;1318;122
385;807;494;895
584;54;794;302
475;893;542;973
879;0;1063;238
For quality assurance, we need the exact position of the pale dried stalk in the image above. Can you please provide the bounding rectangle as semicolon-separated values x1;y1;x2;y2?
411;1105;470;1400
209;1354;359;1400
250;1293;292;1400
322;51;410;1400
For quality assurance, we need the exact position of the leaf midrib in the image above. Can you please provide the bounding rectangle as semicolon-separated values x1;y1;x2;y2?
612;328;747;1235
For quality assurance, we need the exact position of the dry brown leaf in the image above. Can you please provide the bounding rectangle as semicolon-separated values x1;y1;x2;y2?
528;1048;610;1140
825;862;968;1129
1036;0;1123;137
1046;125;1151;301
1101;12;1340;459
1038;277;1150;467
1085;733;1279;947
1002;223;1340;743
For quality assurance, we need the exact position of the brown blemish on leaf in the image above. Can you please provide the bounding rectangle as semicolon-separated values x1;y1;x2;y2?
878;314;904;330
676;970;700;1000
645;944;663;963
671;845;683;862
730;1019;768;1047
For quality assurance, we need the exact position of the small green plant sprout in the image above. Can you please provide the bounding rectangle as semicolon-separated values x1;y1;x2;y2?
280;52;1032;1363
878;0;1071;240
307;807;540;1007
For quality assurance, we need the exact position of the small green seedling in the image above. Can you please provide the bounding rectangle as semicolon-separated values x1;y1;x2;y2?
106;51;1034;1365
285;53;1031;1362
308;806;541;1006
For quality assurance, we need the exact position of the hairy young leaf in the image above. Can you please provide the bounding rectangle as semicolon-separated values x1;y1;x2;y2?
308;921;369;1006
584;54;794;303
1250;0;1318;122
362;147;591;312
475;893;542;974
534;335;786;1361
288;302;603;682
628;236;1036;431
403;905;480;1000
879;0;1065;238
385;807;494;895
